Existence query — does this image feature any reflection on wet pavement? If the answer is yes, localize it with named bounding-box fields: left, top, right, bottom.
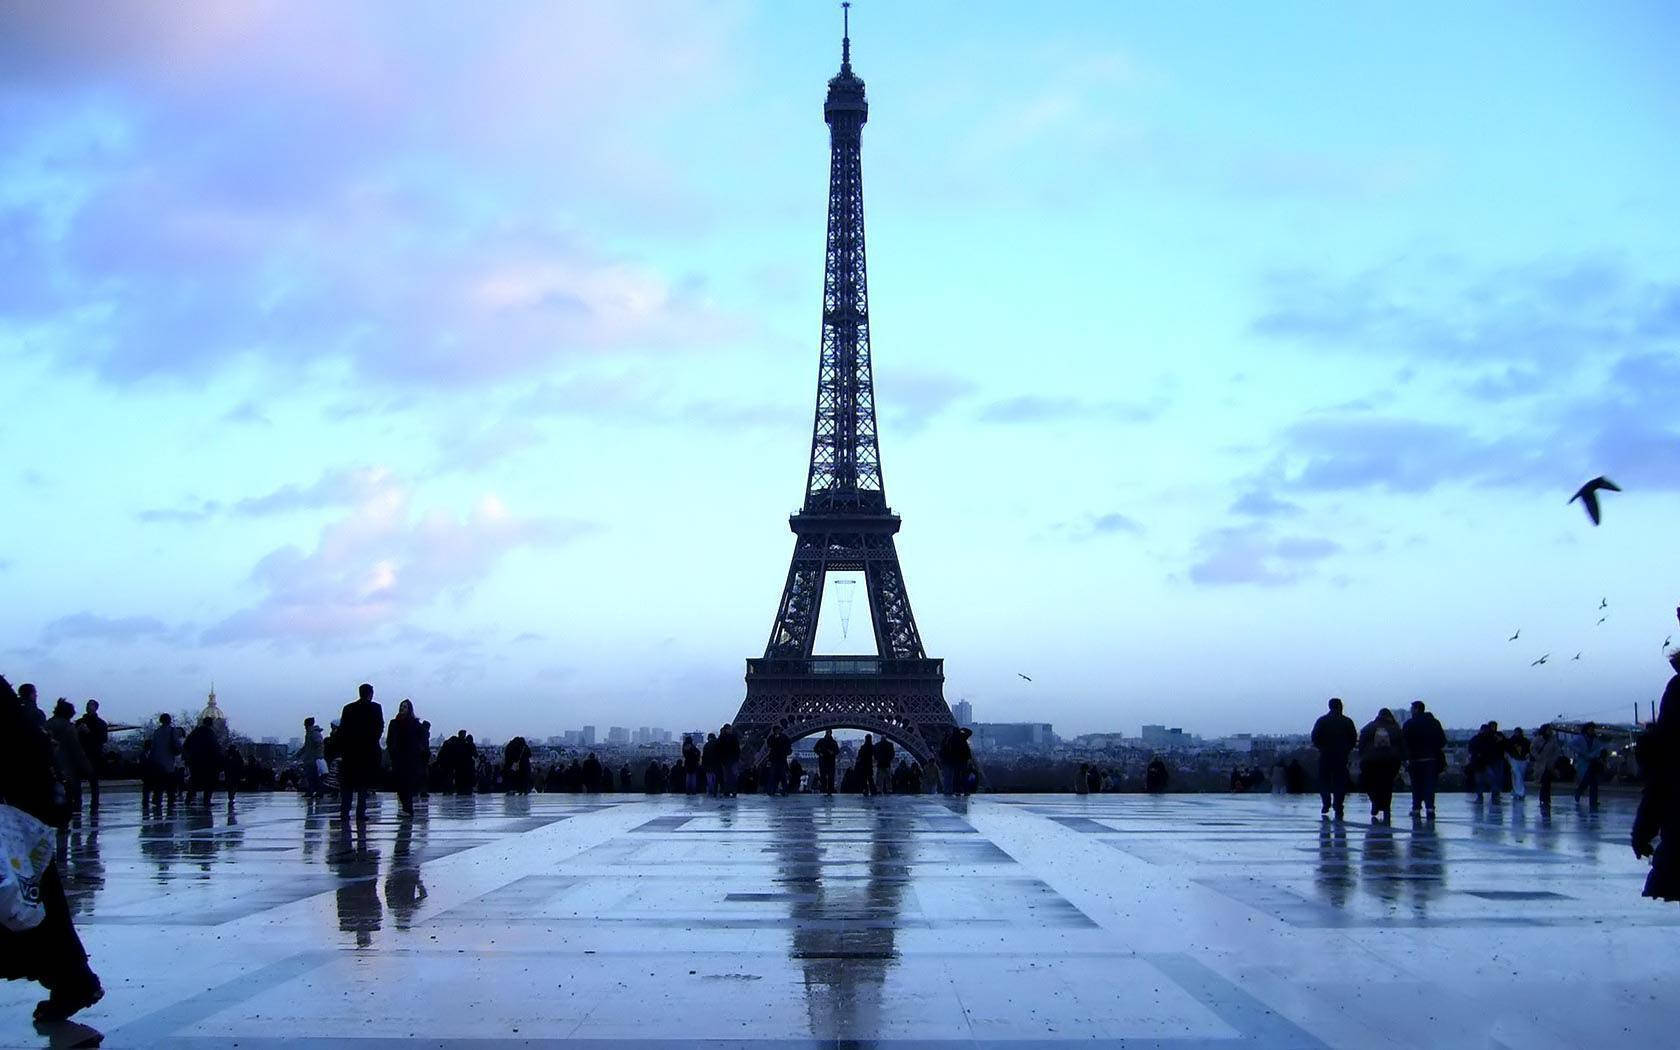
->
left=5, top=791, right=1676, bottom=1047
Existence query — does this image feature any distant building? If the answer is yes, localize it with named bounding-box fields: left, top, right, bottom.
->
left=608, top=726, right=629, bottom=745
left=1142, top=725, right=1192, bottom=749
left=564, top=730, right=582, bottom=745
left=953, top=700, right=973, bottom=727
left=973, top=722, right=1054, bottom=752
left=582, top=725, right=596, bottom=746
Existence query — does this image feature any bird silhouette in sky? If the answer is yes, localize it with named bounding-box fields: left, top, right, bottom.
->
left=1569, top=476, right=1621, bottom=525
left=1665, top=635, right=1673, bottom=649
left=1573, top=653, right=1582, bottom=661
left=1017, top=672, right=1033, bottom=682
left=1532, top=654, right=1549, bottom=666
left=1599, top=598, right=1608, bottom=610
left=1509, top=629, right=1520, bottom=641
left=1597, top=616, right=1608, bottom=625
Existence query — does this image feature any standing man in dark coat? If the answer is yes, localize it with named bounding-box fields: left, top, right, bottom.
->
left=1311, top=697, right=1358, bottom=821
left=717, top=724, right=741, bottom=797
left=75, top=699, right=109, bottom=812
left=1635, top=650, right=1680, bottom=900
left=814, top=730, right=840, bottom=795
left=765, top=727, right=792, bottom=796
left=1357, top=708, right=1405, bottom=823
left=857, top=734, right=877, bottom=796
left=337, top=683, right=385, bottom=824
left=874, top=736, right=896, bottom=795
left=182, top=716, right=222, bottom=807
left=1402, top=700, right=1447, bottom=819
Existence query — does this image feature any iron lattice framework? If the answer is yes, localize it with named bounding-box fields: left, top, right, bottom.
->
left=731, top=19, right=957, bottom=766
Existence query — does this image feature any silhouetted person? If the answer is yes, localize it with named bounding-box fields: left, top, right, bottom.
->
left=1145, top=756, right=1169, bottom=793
left=1311, top=697, right=1357, bottom=821
left=1, top=674, right=103, bottom=1020
left=873, top=736, right=895, bottom=795
left=643, top=760, right=666, bottom=794
left=446, top=730, right=475, bottom=794
left=814, top=730, right=839, bottom=795
left=337, top=683, right=385, bottom=823
left=17, top=682, right=45, bottom=731
left=717, top=724, right=741, bottom=796
left=1573, top=721, right=1607, bottom=808
left=298, top=716, right=326, bottom=799
left=1285, top=758, right=1307, bottom=794
left=788, top=757, right=805, bottom=793
left=386, top=699, right=427, bottom=816
left=857, top=734, right=877, bottom=796
left=1532, top=724, right=1564, bottom=809
left=1358, top=708, right=1404, bottom=823
left=681, top=736, right=701, bottom=794
left=224, top=744, right=246, bottom=805
left=75, top=699, right=108, bottom=811
left=1506, top=727, right=1532, bottom=800
left=1634, top=650, right=1680, bottom=900
left=1468, top=722, right=1506, bottom=803
left=765, top=727, right=792, bottom=795
left=142, top=712, right=182, bottom=809
left=951, top=728, right=974, bottom=796
left=1085, top=764, right=1102, bottom=794
left=618, top=763, right=633, bottom=792
left=183, top=716, right=222, bottom=806
left=503, top=736, right=533, bottom=794
left=45, top=700, right=92, bottom=825
left=1403, top=700, right=1446, bottom=819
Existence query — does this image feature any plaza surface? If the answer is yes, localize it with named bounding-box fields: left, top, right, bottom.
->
left=3, top=790, right=1673, bottom=1049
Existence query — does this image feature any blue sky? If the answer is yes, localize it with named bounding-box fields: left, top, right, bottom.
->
left=2, top=1, right=1678, bottom=741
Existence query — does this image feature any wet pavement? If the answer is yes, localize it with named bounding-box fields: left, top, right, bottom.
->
left=3, top=790, right=1675, bottom=1047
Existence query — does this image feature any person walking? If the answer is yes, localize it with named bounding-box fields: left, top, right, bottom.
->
left=223, top=744, right=246, bottom=807
left=45, top=700, right=93, bottom=826
left=1311, top=698, right=1358, bottom=821
left=1468, top=722, right=1506, bottom=804
left=182, top=716, right=222, bottom=807
left=1358, top=708, right=1405, bottom=823
left=581, top=752, right=602, bottom=795
left=873, top=736, right=895, bottom=795
left=297, top=717, right=326, bottom=799
left=814, top=730, right=839, bottom=795
left=142, top=713, right=182, bottom=809
left=1573, top=722, right=1608, bottom=808
left=1634, top=649, right=1680, bottom=900
left=74, top=699, right=109, bottom=813
left=1505, top=727, right=1532, bottom=801
left=337, top=683, right=385, bottom=824
left=681, top=735, right=702, bottom=794
left=1, top=675, right=104, bottom=1021
left=717, top=724, right=741, bottom=797
left=765, top=727, right=792, bottom=796
left=1532, top=724, right=1564, bottom=810
left=1402, top=700, right=1446, bottom=819
left=503, top=736, right=532, bottom=794
left=857, top=735, right=877, bottom=796
left=385, top=699, right=427, bottom=816
left=950, top=728, right=975, bottom=796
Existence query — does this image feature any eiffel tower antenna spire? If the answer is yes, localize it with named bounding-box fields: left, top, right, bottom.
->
left=842, top=2, right=851, bottom=70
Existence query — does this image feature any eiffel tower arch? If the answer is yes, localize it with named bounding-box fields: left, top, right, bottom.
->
left=731, top=13, right=957, bottom=767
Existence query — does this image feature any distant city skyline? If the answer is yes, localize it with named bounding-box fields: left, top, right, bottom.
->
left=3, top=3, right=1678, bottom=741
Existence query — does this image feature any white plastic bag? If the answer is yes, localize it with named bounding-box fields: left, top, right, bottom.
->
left=0, top=803, right=53, bottom=931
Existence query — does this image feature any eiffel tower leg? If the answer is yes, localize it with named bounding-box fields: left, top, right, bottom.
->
left=765, top=535, right=826, bottom=659
left=863, top=535, right=924, bottom=660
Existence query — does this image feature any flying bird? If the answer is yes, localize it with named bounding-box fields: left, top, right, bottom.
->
left=1664, top=635, right=1672, bottom=649
left=1508, top=629, right=1521, bottom=642
left=1597, top=616, right=1607, bottom=625
left=1569, top=476, right=1621, bottom=526
left=1532, top=654, right=1549, bottom=666
left=1017, top=673, right=1033, bottom=682
left=1599, top=598, right=1608, bottom=610
left=1573, top=653, right=1581, bottom=661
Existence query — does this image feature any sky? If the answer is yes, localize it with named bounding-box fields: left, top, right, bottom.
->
left=2, top=1, right=1678, bottom=741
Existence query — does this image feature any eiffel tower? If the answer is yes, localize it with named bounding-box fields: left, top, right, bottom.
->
left=730, top=8, right=957, bottom=766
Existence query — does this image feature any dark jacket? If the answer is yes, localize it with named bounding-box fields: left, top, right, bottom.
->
left=874, top=739, right=895, bottom=769
left=386, top=714, right=428, bottom=774
left=0, top=676, right=65, bottom=825
left=814, top=735, right=839, bottom=765
left=1635, top=674, right=1680, bottom=901
left=184, top=724, right=221, bottom=772
left=1403, top=712, right=1447, bottom=766
left=1311, top=712, right=1358, bottom=759
left=767, top=731, right=791, bottom=762
left=337, top=698, right=386, bottom=780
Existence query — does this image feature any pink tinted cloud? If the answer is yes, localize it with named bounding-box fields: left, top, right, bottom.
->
left=203, top=470, right=592, bottom=647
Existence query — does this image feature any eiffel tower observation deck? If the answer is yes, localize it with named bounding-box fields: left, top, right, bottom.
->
left=731, top=7, right=958, bottom=766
